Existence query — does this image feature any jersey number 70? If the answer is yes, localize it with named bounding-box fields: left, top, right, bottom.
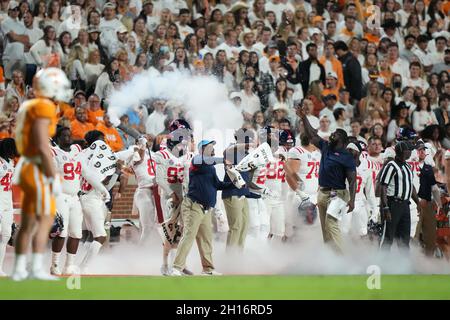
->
left=306, top=161, right=320, bottom=179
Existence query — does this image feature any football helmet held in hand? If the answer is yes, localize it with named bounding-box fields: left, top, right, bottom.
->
left=298, top=199, right=317, bottom=225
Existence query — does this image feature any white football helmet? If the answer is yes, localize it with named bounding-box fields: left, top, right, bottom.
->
left=33, top=68, right=72, bottom=102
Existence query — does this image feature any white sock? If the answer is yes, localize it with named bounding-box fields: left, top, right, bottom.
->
left=51, top=251, right=61, bottom=266
left=65, top=253, right=76, bottom=267
left=168, top=249, right=176, bottom=266
left=13, top=254, right=27, bottom=273
left=31, top=253, right=44, bottom=273
left=0, top=242, right=7, bottom=271
left=81, top=241, right=102, bottom=269
left=83, top=241, right=91, bottom=251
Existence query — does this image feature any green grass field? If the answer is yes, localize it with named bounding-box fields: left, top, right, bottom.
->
left=1, top=275, right=450, bottom=299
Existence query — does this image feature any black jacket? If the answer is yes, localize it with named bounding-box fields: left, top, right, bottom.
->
left=287, top=58, right=326, bottom=96
left=434, top=108, right=450, bottom=127
left=339, top=52, right=363, bottom=101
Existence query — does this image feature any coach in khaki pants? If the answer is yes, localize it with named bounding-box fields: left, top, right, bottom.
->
left=172, top=140, right=234, bottom=276
left=223, top=192, right=249, bottom=249
left=296, top=107, right=357, bottom=254
left=172, top=198, right=215, bottom=273
left=317, top=189, right=350, bottom=253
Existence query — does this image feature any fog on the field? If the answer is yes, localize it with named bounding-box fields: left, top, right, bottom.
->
left=84, top=220, right=450, bottom=276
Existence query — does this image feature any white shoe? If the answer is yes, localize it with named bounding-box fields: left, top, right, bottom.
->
left=201, top=270, right=222, bottom=276
left=63, top=265, right=80, bottom=275
left=170, top=268, right=183, bottom=276
left=50, top=264, right=62, bottom=276
left=10, top=270, right=29, bottom=282
left=80, top=265, right=90, bottom=275
left=160, top=264, right=170, bottom=276
left=0, top=270, right=7, bottom=277
left=29, top=270, right=60, bottom=281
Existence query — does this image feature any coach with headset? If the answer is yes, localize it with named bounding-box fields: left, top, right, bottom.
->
left=296, top=105, right=357, bottom=254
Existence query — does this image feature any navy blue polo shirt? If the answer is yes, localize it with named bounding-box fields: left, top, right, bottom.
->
left=187, top=155, right=234, bottom=209
left=318, top=139, right=356, bottom=190
left=418, top=163, right=436, bottom=201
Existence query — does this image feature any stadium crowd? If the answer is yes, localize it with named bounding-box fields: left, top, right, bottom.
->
left=0, top=0, right=450, bottom=277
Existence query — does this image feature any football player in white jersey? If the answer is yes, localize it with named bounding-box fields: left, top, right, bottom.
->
left=78, top=130, right=119, bottom=273
left=153, top=119, right=193, bottom=275
left=0, top=139, right=18, bottom=276
left=285, top=131, right=321, bottom=238
left=341, top=142, right=377, bottom=237
left=366, top=137, right=384, bottom=184
left=247, top=165, right=270, bottom=240
left=257, top=126, right=288, bottom=242
left=233, top=129, right=269, bottom=241
left=365, top=136, right=384, bottom=228
left=49, top=127, right=83, bottom=275
left=116, top=135, right=159, bottom=244
left=286, top=133, right=321, bottom=204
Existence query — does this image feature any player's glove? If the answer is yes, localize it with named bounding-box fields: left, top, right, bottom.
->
left=137, top=136, right=148, bottom=150
left=261, top=188, right=280, bottom=200
left=296, top=190, right=310, bottom=201
left=368, top=207, right=380, bottom=223
left=214, top=207, right=229, bottom=233
left=47, top=174, right=62, bottom=197
left=98, top=184, right=110, bottom=202
left=226, top=166, right=246, bottom=189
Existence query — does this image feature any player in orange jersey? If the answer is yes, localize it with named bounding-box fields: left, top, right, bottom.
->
left=11, top=68, right=72, bottom=281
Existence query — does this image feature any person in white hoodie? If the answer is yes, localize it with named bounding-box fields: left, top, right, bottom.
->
left=145, top=99, right=168, bottom=136
left=78, top=130, right=119, bottom=274
left=1, top=1, right=29, bottom=79
left=99, top=2, right=126, bottom=54
left=412, top=95, right=438, bottom=133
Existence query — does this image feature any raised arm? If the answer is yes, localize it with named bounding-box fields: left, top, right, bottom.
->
left=295, top=106, right=322, bottom=148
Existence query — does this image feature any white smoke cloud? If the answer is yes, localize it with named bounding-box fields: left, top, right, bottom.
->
left=108, top=70, right=244, bottom=136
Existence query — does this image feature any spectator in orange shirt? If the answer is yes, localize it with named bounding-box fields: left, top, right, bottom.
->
left=96, top=114, right=124, bottom=152
left=319, top=42, right=344, bottom=90
left=60, top=91, right=87, bottom=121
left=0, top=114, right=12, bottom=140
left=86, top=94, right=105, bottom=125
left=322, top=72, right=340, bottom=99
left=70, top=106, right=95, bottom=140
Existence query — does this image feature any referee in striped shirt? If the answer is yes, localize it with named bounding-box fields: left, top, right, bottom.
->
left=379, top=141, right=420, bottom=249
